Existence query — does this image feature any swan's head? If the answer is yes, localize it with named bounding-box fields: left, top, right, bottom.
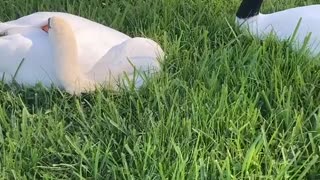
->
left=47, top=16, right=84, bottom=94
left=47, top=16, right=73, bottom=36
left=47, top=16, right=77, bottom=58
left=47, top=15, right=77, bottom=60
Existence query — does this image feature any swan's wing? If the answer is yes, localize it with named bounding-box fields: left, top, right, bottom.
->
left=0, top=22, right=19, bottom=33
left=0, top=21, right=46, bottom=33
left=0, top=15, right=44, bottom=32
left=4, top=13, right=50, bottom=26
left=0, top=34, right=32, bottom=72
left=0, top=12, right=51, bottom=32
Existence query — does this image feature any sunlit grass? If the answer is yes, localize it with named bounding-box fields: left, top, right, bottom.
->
left=0, top=0, right=319, bottom=179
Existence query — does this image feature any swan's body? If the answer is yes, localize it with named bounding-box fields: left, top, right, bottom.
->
left=236, top=0, right=320, bottom=55
left=0, top=12, right=130, bottom=86
left=48, top=17, right=164, bottom=94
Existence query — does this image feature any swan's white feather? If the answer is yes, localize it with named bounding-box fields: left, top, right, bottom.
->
left=0, top=12, right=164, bottom=93
left=236, top=4, right=320, bottom=55
left=0, top=12, right=131, bottom=86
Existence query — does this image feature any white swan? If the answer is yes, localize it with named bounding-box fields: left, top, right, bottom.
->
left=0, top=12, right=130, bottom=86
left=48, top=16, right=163, bottom=94
left=0, top=12, right=164, bottom=93
left=236, top=0, right=320, bottom=56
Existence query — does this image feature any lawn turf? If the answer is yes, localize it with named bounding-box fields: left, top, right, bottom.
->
left=0, top=0, right=320, bottom=179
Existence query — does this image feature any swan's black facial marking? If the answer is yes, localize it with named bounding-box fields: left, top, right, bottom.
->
left=41, top=18, right=51, bottom=33
left=236, top=0, right=264, bottom=19
left=48, top=18, right=52, bottom=29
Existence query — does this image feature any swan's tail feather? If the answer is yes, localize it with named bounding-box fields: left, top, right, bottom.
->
left=89, top=37, right=164, bottom=90
left=111, top=56, right=162, bottom=89
left=118, top=38, right=164, bottom=88
left=47, top=16, right=95, bottom=95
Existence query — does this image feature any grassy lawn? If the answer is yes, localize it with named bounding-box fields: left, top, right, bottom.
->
left=1, top=0, right=320, bottom=179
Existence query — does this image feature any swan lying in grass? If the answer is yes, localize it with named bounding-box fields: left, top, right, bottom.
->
left=48, top=16, right=164, bottom=94
left=236, top=0, right=320, bottom=56
left=0, top=12, right=164, bottom=94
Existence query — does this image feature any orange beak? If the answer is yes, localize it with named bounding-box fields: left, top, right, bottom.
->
left=41, top=24, right=49, bottom=33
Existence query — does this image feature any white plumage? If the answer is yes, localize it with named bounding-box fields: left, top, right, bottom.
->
left=0, top=12, right=164, bottom=92
left=236, top=1, right=320, bottom=56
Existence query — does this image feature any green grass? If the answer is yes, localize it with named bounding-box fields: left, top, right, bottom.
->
left=1, top=0, right=320, bottom=179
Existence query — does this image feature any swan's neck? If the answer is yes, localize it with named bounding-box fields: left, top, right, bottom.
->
left=48, top=18, right=95, bottom=94
left=236, top=0, right=264, bottom=19
left=236, top=14, right=261, bottom=26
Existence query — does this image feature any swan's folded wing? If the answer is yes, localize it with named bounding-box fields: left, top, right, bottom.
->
left=0, top=13, right=49, bottom=32
left=0, top=34, right=32, bottom=65
left=0, top=22, right=18, bottom=33
left=4, top=13, right=49, bottom=26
